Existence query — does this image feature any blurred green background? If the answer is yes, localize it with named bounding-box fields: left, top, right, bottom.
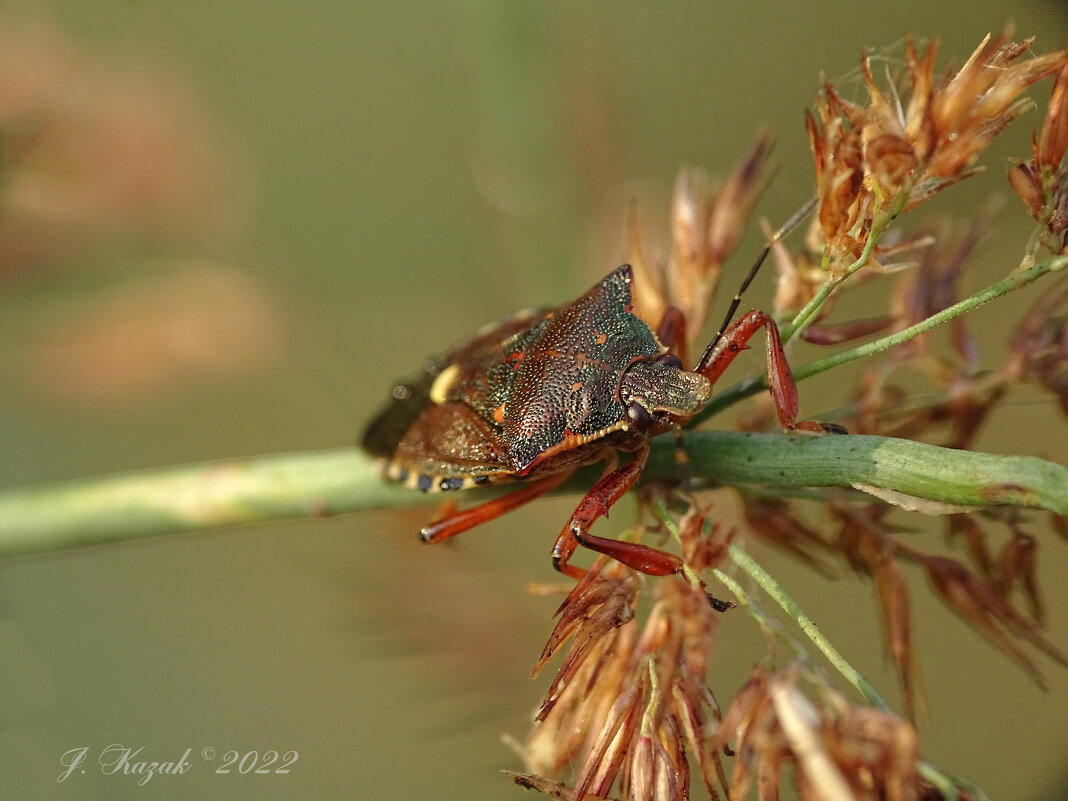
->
left=0, top=1, right=1066, bottom=799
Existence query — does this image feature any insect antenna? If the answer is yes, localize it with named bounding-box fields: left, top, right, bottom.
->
left=697, top=196, right=818, bottom=367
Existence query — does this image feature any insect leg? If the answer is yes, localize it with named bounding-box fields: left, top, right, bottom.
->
left=552, top=443, right=684, bottom=578
left=694, top=309, right=828, bottom=432
left=655, top=306, right=689, bottom=367
left=655, top=306, right=696, bottom=489
left=419, top=470, right=572, bottom=544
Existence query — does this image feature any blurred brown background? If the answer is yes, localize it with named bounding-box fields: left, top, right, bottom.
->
left=0, top=2, right=1066, bottom=799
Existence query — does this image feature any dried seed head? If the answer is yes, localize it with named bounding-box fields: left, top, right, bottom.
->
left=1039, top=61, right=1068, bottom=172
left=819, top=690, right=921, bottom=801
left=519, top=31, right=1068, bottom=801
left=743, top=497, right=835, bottom=575
left=518, top=566, right=724, bottom=801
left=917, top=553, right=1068, bottom=688
left=1007, top=280, right=1068, bottom=411
left=625, top=136, right=772, bottom=347
left=716, top=667, right=925, bottom=801
left=1008, top=55, right=1068, bottom=243
left=771, top=234, right=824, bottom=316
left=831, top=504, right=923, bottom=722
left=1007, top=160, right=1045, bottom=218
left=997, top=528, right=1044, bottom=624
left=666, top=136, right=773, bottom=339
left=865, top=133, right=920, bottom=195
left=809, top=32, right=1068, bottom=272
left=625, top=200, right=669, bottom=335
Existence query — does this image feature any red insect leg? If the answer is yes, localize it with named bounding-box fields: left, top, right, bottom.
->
left=696, top=309, right=823, bottom=433
left=419, top=470, right=572, bottom=544
left=551, top=443, right=684, bottom=579
left=656, top=306, right=689, bottom=367
left=655, top=305, right=696, bottom=486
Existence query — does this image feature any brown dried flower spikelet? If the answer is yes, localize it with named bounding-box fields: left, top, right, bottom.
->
left=1006, top=279, right=1068, bottom=413
left=996, top=526, right=1044, bottom=624
left=626, top=135, right=773, bottom=353
left=830, top=504, right=922, bottom=723
left=713, top=666, right=925, bottom=801
left=905, top=550, right=1068, bottom=688
left=675, top=501, right=735, bottom=576
left=1037, top=62, right=1068, bottom=173
left=1007, top=58, right=1068, bottom=254
left=815, top=689, right=922, bottom=801
left=806, top=32, right=1068, bottom=274
left=769, top=225, right=903, bottom=347
left=516, top=557, right=727, bottom=801
left=770, top=235, right=824, bottom=319
left=946, top=513, right=996, bottom=579
left=838, top=209, right=1014, bottom=447
left=742, top=497, right=836, bottom=576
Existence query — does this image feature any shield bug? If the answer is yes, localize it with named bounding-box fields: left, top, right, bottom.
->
left=362, top=253, right=825, bottom=578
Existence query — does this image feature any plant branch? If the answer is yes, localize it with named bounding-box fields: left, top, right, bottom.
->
left=720, top=545, right=989, bottom=801
left=0, top=431, right=1063, bottom=559
left=779, top=185, right=912, bottom=344
left=696, top=253, right=1068, bottom=424
left=727, top=544, right=887, bottom=707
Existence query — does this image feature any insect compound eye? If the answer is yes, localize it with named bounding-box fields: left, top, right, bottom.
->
left=655, top=353, right=683, bottom=369
left=626, top=401, right=653, bottom=432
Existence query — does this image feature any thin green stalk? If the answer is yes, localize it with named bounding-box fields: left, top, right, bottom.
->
left=779, top=187, right=911, bottom=344
left=728, top=544, right=887, bottom=708
left=696, top=253, right=1068, bottom=424
left=722, top=544, right=987, bottom=801
left=662, top=500, right=968, bottom=797
left=712, top=567, right=815, bottom=661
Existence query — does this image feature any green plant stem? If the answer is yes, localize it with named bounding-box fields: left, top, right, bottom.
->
left=655, top=431, right=1068, bottom=512
left=712, top=567, right=816, bottom=660
left=697, top=253, right=1068, bottom=424
left=779, top=187, right=911, bottom=344
left=722, top=545, right=987, bottom=801
left=0, top=431, right=1063, bottom=559
left=728, top=544, right=887, bottom=707
left=648, top=500, right=972, bottom=798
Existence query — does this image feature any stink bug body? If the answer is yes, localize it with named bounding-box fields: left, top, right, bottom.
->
left=362, top=263, right=820, bottom=578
